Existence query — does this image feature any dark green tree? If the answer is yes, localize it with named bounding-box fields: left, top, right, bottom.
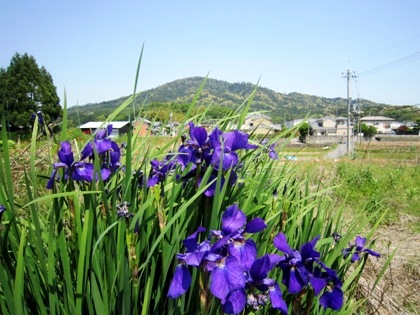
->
left=0, top=53, right=61, bottom=130
left=298, top=122, right=313, bottom=143
left=360, top=123, right=377, bottom=138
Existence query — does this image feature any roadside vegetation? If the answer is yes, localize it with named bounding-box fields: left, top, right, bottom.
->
left=1, top=64, right=418, bottom=313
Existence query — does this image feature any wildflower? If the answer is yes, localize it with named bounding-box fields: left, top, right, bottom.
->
left=167, top=226, right=210, bottom=298
left=81, top=124, right=114, bottom=159
left=273, top=233, right=344, bottom=310
left=343, top=236, right=380, bottom=262
left=168, top=205, right=271, bottom=314
left=315, top=265, right=344, bottom=310
left=211, top=204, right=266, bottom=270
left=147, top=155, right=176, bottom=187
left=47, top=141, right=75, bottom=189
left=273, top=232, right=320, bottom=294
left=261, top=139, right=279, bottom=160
left=116, top=201, right=133, bottom=218
left=183, top=121, right=213, bottom=165
left=210, top=130, right=257, bottom=171
left=245, top=254, right=288, bottom=314
left=0, top=204, right=6, bottom=222
left=47, top=135, right=119, bottom=189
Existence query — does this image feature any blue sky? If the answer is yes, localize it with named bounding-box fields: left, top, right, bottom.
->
left=1, top=1, right=419, bottom=107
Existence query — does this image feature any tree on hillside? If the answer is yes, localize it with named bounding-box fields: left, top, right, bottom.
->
left=0, top=53, right=61, bottom=130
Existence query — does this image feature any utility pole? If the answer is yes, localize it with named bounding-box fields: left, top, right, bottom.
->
left=342, top=68, right=356, bottom=156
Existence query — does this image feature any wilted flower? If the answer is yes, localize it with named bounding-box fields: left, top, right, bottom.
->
left=116, top=201, right=133, bottom=218
left=260, top=139, right=279, bottom=160
left=343, top=236, right=380, bottom=262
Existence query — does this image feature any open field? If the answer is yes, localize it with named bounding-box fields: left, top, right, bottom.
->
left=282, top=139, right=420, bottom=314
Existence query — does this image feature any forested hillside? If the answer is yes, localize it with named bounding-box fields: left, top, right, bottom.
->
left=67, top=76, right=419, bottom=126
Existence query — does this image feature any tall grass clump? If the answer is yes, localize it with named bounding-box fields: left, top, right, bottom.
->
left=0, top=80, right=394, bottom=314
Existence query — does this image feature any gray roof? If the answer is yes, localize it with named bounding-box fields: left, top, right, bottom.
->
left=360, top=116, right=395, bottom=121
left=245, top=113, right=273, bottom=121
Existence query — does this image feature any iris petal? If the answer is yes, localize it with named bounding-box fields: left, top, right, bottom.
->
left=167, top=264, right=191, bottom=298
left=221, top=204, right=246, bottom=235
left=222, top=289, right=246, bottom=315
left=228, top=239, right=257, bottom=271
left=210, top=256, right=245, bottom=299
left=319, top=287, right=344, bottom=310
left=244, top=217, right=267, bottom=233
left=269, top=283, right=288, bottom=314
left=273, top=233, right=293, bottom=255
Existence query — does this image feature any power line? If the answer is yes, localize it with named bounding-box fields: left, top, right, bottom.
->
left=358, top=50, right=420, bottom=77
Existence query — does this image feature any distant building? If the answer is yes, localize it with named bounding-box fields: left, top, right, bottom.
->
left=242, top=114, right=281, bottom=135
left=286, top=117, right=353, bottom=136
left=133, top=118, right=152, bottom=136
left=360, top=116, right=403, bottom=134
left=79, top=121, right=130, bottom=138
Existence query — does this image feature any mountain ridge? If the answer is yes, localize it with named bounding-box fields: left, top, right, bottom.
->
left=67, top=76, right=419, bottom=125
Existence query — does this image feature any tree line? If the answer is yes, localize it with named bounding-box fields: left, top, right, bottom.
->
left=0, top=53, right=61, bottom=131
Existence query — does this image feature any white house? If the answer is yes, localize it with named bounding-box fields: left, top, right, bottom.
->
left=287, top=117, right=353, bottom=136
left=79, top=121, right=130, bottom=138
left=360, top=116, right=403, bottom=134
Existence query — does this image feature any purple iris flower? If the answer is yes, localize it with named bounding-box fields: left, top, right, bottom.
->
left=184, top=121, right=213, bottom=165
left=0, top=204, right=6, bottom=222
left=147, top=155, right=177, bottom=187
left=47, top=141, right=75, bottom=189
left=211, top=204, right=266, bottom=271
left=273, top=233, right=320, bottom=294
left=311, top=264, right=344, bottom=310
left=343, top=236, right=381, bottom=262
left=210, top=255, right=246, bottom=302
left=109, top=141, right=121, bottom=171
left=244, top=254, right=288, bottom=314
left=47, top=138, right=117, bottom=189
left=274, top=233, right=344, bottom=310
left=81, top=124, right=114, bottom=159
left=210, top=130, right=257, bottom=171
left=167, top=226, right=210, bottom=298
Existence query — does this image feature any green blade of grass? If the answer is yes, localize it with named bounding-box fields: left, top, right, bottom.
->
left=14, top=227, right=26, bottom=315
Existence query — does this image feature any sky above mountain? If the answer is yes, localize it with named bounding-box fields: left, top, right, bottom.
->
left=1, top=1, right=419, bottom=107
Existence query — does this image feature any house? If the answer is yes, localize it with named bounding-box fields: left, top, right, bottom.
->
left=360, top=116, right=403, bottom=134
left=79, top=121, right=130, bottom=138
left=133, top=118, right=152, bottom=136
left=287, top=117, right=353, bottom=136
left=242, top=114, right=280, bottom=135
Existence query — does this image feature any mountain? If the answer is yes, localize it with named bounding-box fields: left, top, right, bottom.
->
left=67, top=77, right=419, bottom=125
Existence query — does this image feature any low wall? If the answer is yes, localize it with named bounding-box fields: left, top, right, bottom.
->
left=373, top=135, right=420, bottom=142
left=278, top=135, right=420, bottom=146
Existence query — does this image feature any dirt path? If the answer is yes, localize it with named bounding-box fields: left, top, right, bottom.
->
left=324, top=143, right=354, bottom=159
